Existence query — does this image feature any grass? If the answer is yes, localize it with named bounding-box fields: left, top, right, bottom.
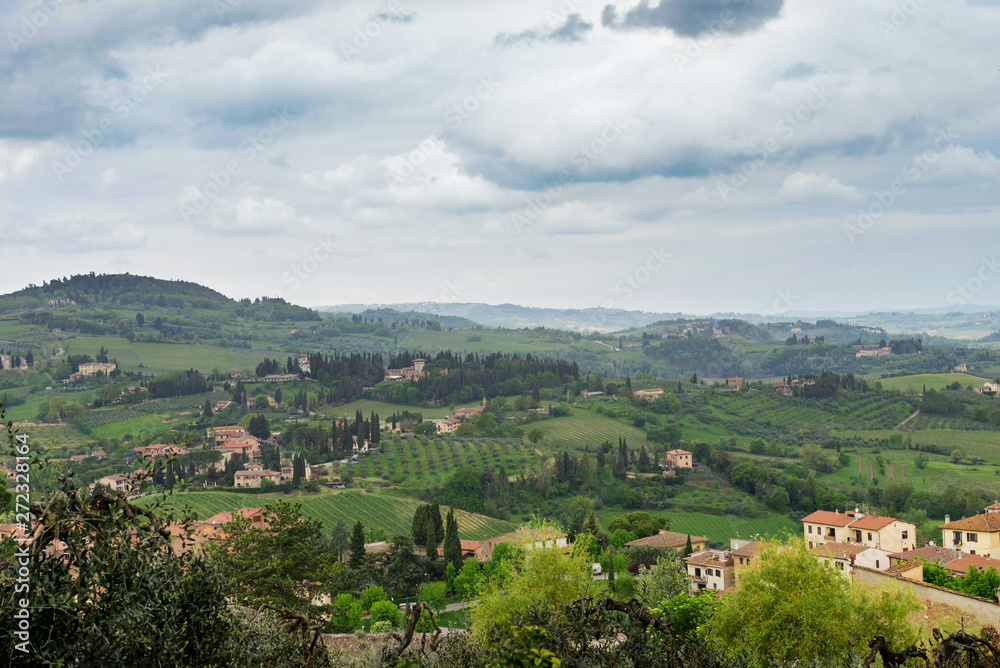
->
left=878, top=373, right=985, bottom=393
left=63, top=336, right=283, bottom=374
left=323, top=399, right=460, bottom=420
left=533, top=406, right=648, bottom=449
left=832, top=429, right=1000, bottom=464
left=139, top=488, right=517, bottom=541
left=594, top=507, right=800, bottom=544
left=90, top=413, right=175, bottom=440
left=820, top=450, right=1000, bottom=496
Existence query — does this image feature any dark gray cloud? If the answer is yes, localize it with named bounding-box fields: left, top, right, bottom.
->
left=495, top=14, right=593, bottom=46
left=602, top=0, right=783, bottom=37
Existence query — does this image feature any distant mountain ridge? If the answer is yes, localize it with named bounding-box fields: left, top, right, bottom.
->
left=317, top=302, right=690, bottom=332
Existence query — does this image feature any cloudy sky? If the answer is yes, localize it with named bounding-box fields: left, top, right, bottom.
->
left=0, top=0, right=998, bottom=314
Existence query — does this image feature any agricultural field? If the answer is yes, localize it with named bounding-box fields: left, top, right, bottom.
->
left=139, top=489, right=517, bottom=541
left=877, top=373, right=986, bottom=393
left=832, top=429, right=1000, bottom=464
left=595, top=507, right=799, bottom=545
left=11, top=422, right=91, bottom=450
left=322, top=399, right=469, bottom=421
left=62, top=336, right=283, bottom=374
left=708, top=390, right=915, bottom=432
left=343, top=436, right=532, bottom=488
left=532, top=406, right=648, bottom=449
left=820, top=449, right=1000, bottom=497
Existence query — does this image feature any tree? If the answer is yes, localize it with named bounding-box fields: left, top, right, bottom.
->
left=359, top=585, right=388, bottom=611
left=330, top=520, right=349, bottom=562
left=349, top=521, right=367, bottom=570
left=209, top=501, right=345, bottom=616
left=443, top=508, right=462, bottom=571
left=327, top=593, right=362, bottom=633
left=683, top=534, right=693, bottom=557
left=454, top=558, right=482, bottom=604
left=202, top=398, right=214, bottom=417
left=951, top=449, right=964, bottom=464
left=528, top=427, right=544, bottom=444
left=707, top=540, right=919, bottom=666
left=420, top=581, right=447, bottom=613
left=369, top=600, right=402, bottom=627
left=915, top=452, right=928, bottom=470
left=636, top=554, right=687, bottom=608
left=136, top=312, right=144, bottom=326
left=471, top=547, right=600, bottom=645
left=248, top=413, right=271, bottom=440
left=383, top=535, right=420, bottom=598
left=607, top=511, right=668, bottom=539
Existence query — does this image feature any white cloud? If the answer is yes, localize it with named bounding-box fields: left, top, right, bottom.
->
left=778, top=171, right=863, bottom=203
left=922, top=145, right=1000, bottom=182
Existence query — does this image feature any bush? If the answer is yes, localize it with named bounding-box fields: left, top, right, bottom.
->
left=370, top=620, right=393, bottom=634
left=369, top=600, right=402, bottom=628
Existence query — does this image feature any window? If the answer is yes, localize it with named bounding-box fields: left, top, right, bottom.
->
left=954, top=532, right=962, bottom=545
left=838, top=562, right=844, bottom=570
left=968, top=533, right=978, bottom=543
left=901, top=530, right=908, bottom=540
left=867, top=532, right=873, bottom=541
left=808, top=526, right=813, bottom=534
left=876, top=560, right=880, bottom=568
left=739, top=557, right=744, bottom=565
left=971, top=550, right=977, bottom=555
left=855, top=530, right=862, bottom=541
left=828, top=528, right=835, bottom=537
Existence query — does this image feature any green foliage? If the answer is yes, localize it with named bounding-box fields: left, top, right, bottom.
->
left=209, top=500, right=345, bottom=615
left=420, top=581, right=448, bottom=612
left=328, top=593, right=363, bottom=633
left=360, top=585, right=388, bottom=611
left=609, top=528, right=637, bottom=549
left=471, top=547, right=601, bottom=645
left=607, top=511, right=669, bottom=539
left=570, top=533, right=601, bottom=563
left=454, top=557, right=482, bottom=602
left=636, top=554, right=687, bottom=608
left=655, top=593, right=719, bottom=639
left=923, top=561, right=1000, bottom=599
left=706, top=540, right=920, bottom=666
left=369, top=600, right=402, bottom=627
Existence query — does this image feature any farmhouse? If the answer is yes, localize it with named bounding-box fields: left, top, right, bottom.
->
left=453, top=398, right=487, bottom=419
left=684, top=550, right=734, bottom=593
left=436, top=417, right=461, bottom=434
left=209, top=425, right=250, bottom=443
left=297, top=354, right=311, bottom=374
left=660, top=449, right=693, bottom=469
left=855, top=347, right=892, bottom=358
left=478, top=526, right=568, bottom=561
left=730, top=540, right=761, bottom=580
left=263, top=373, right=298, bottom=382
left=234, top=468, right=281, bottom=488
left=78, top=362, right=117, bottom=376
left=802, top=509, right=916, bottom=553
left=633, top=388, right=664, bottom=402
left=384, top=358, right=426, bottom=382
left=726, top=377, right=744, bottom=390
left=939, top=505, right=1000, bottom=557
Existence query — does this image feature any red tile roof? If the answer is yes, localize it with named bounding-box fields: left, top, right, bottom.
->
left=813, top=542, right=872, bottom=560
left=946, top=554, right=1000, bottom=576
left=888, top=546, right=961, bottom=565
left=940, top=513, right=1000, bottom=532
left=848, top=515, right=900, bottom=531
left=626, top=531, right=708, bottom=549
left=800, top=510, right=855, bottom=528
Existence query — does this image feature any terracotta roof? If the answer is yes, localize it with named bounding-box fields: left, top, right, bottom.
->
left=946, top=554, right=1000, bottom=576
left=800, top=510, right=855, bottom=528
left=666, top=449, right=691, bottom=456
left=985, top=503, right=1000, bottom=511
left=685, top=550, right=732, bottom=567
left=888, top=546, right=961, bottom=565
left=939, top=513, right=1000, bottom=532
left=731, top=541, right=762, bottom=558
left=626, top=531, right=707, bottom=549
left=813, top=543, right=872, bottom=560
left=849, top=515, right=903, bottom=531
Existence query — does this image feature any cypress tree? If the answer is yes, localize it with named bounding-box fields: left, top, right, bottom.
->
left=349, top=521, right=367, bottom=570
left=683, top=534, right=693, bottom=557
left=426, top=521, right=438, bottom=561
left=443, top=508, right=462, bottom=571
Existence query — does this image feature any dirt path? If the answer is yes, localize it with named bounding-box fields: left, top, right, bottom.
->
left=896, top=409, right=920, bottom=429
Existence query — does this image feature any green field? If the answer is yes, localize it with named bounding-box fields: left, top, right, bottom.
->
left=832, top=429, right=1000, bottom=463
left=63, top=336, right=283, bottom=374
left=595, top=508, right=799, bottom=544
left=878, top=373, right=985, bottom=393
left=323, top=399, right=471, bottom=421
left=820, top=449, right=1000, bottom=497
left=533, top=407, right=648, bottom=449
left=139, top=489, right=517, bottom=541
